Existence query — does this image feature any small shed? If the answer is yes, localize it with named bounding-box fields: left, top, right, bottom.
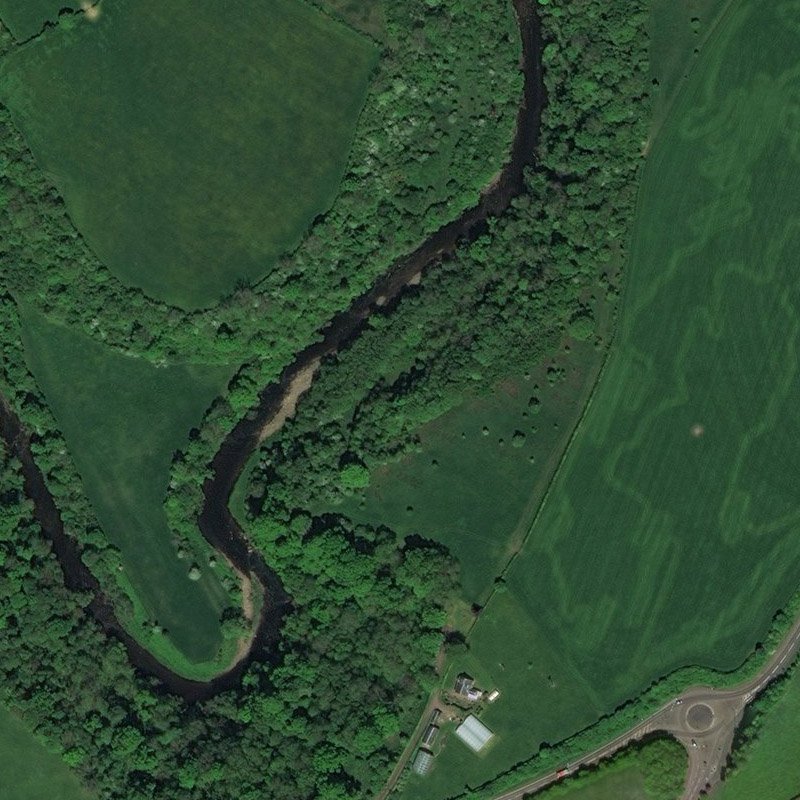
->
left=412, top=748, right=434, bottom=775
left=455, top=715, right=494, bottom=753
left=429, top=708, right=442, bottom=725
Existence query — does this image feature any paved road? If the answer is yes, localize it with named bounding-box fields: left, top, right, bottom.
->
left=490, top=614, right=800, bottom=800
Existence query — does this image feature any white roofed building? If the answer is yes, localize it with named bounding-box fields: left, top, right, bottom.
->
left=454, top=715, right=494, bottom=753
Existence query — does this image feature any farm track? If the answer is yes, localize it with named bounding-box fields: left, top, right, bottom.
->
left=0, top=0, right=544, bottom=696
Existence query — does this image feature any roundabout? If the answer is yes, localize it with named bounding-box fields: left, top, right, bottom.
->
left=686, top=703, right=714, bottom=731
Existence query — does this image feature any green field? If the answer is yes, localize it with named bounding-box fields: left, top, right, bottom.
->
left=0, top=706, right=90, bottom=800
left=403, top=725, right=686, bottom=800
left=338, top=337, right=605, bottom=605
left=0, top=0, right=377, bottom=308
left=717, top=669, right=800, bottom=800
left=530, top=739, right=685, bottom=800
left=0, top=0, right=73, bottom=40
left=313, top=0, right=385, bottom=39
left=20, top=304, right=238, bottom=675
left=407, top=1, right=800, bottom=796
left=647, top=0, right=733, bottom=130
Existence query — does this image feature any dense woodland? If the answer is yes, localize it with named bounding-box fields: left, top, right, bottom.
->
left=0, top=0, right=658, bottom=798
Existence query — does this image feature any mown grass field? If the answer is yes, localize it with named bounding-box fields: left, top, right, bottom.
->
left=0, top=0, right=68, bottom=40
left=20, top=305, right=238, bottom=675
left=0, top=0, right=377, bottom=308
left=340, top=337, right=605, bottom=605
left=410, top=1, right=800, bottom=796
left=717, top=669, right=800, bottom=800
left=0, top=706, right=90, bottom=800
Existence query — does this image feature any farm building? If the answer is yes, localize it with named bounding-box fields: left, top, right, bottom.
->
left=454, top=673, right=484, bottom=701
left=429, top=708, right=441, bottom=725
left=454, top=673, right=474, bottom=695
left=455, top=715, right=494, bottom=753
left=422, top=724, right=439, bottom=747
left=412, top=748, right=434, bottom=775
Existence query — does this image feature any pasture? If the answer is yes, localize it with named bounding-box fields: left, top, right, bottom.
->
left=0, top=0, right=69, bottom=40
left=647, top=0, right=732, bottom=130
left=340, top=337, right=604, bottom=605
left=0, top=706, right=90, bottom=800
left=415, top=1, right=800, bottom=795
left=20, top=305, right=239, bottom=676
left=717, top=668, right=800, bottom=800
left=0, top=0, right=377, bottom=308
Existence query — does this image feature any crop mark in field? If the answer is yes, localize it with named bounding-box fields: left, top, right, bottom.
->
left=81, top=1, right=100, bottom=22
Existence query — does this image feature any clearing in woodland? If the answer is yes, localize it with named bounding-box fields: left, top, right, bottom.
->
left=338, top=334, right=607, bottom=606
left=0, top=0, right=377, bottom=308
left=408, top=2, right=800, bottom=797
left=20, top=304, right=240, bottom=678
